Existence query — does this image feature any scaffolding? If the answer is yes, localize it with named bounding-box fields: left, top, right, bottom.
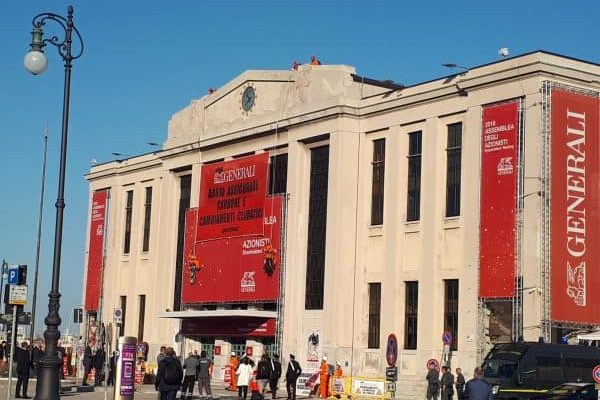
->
left=512, top=98, right=525, bottom=342
left=540, top=81, right=552, bottom=342
left=274, top=194, right=289, bottom=355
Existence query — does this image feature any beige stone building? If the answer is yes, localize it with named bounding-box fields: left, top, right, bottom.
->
left=83, top=51, right=600, bottom=398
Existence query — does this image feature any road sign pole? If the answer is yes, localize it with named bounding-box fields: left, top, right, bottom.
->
left=7, top=305, right=17, bottom=400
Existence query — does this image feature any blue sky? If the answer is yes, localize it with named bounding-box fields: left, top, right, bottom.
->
left=1, top=0, right=599, bottom=337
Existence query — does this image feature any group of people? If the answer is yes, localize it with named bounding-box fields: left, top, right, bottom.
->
left=10, top=341, right=44, bottom=399
left=82, top=344, right=107, bottom=386
left=155, top=346, right=214, bottom=400
left=426, top=365, right=493, bottom=400
left=228, top=351, right=288, bottom=400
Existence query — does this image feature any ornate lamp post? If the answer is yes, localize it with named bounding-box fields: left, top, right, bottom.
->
left=24, top=6, right=83, bottom=400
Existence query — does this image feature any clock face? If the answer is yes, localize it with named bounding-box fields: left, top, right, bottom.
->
left=242, top=86, right=256, bottom=112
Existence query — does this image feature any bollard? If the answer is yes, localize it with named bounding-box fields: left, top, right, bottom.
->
left=114, top=336, right=137, bottom=400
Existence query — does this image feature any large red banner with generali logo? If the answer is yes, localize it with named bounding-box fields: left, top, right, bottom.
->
left=183, top=196, right=283, bottom=303
left=85, top=190, right=108, bottom=311
left=551, top=89, right=600, bottom=323
left=479, top=101, right=519, bottom=298
left=196, top=153, right=269, bottom=241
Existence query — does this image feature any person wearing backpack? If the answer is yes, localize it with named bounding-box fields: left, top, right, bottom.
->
left=156, top=347, right=183, bottom=400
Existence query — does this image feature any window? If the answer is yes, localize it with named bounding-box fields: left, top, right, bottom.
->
left=142, top=187, right=152, bottom=252
left=404, top=281, right=418, bottom=349
left=123, top=190, right=134, bottom=254
left=269, top=154, right=288, bottom=195
left=119, top=295, right=127, bottom=337
left=406, top=132, right=422, bottom=221
left=137, top=294, right=146, bottom=341
left=174, top=174, right=192, bottom=311
left=536, top=356, right=563, bottom=383
left=371, top=139, right=385, bottom=225
left=305, top=146, right=329, bottom=310
left=368, top=283, right=381, bottom=348
left=445, top=123, right=462, bottom=217
left=444, top=279, right=459, bottom=351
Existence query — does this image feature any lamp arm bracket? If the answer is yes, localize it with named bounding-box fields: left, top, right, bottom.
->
left=31, top=11, right=84, bottom=61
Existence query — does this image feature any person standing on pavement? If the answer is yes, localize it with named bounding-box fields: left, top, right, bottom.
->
left=229, top=352, right=240, bottom=392
left=257, top=354, right=272, bottom=394
left=236, top=357, right=253, bottom=400
left=14, top=341, right=32, bottom=398
left=426, top=364, right=440, bottom=400
left=94, top=348, right=106, bottom=386
left=465, top=367, right=493, bottom=400
left=319, top=356, right=330, bottom=399
left=285, top=354, right=302, bottom=400
left=156, top=347, right=183, bottom=400
left=197, top=351, right=213, bottom=399
left=455, top=368, right=466, bottom=400
left=30, top=342, right=43, bottom=377
left=181, top=352, right=199, bottom=399
left=268, top=353, right=282, bottom=400
left=82, top=344, right=94, bottom=386
left=440, top=366, right=454, bottom=400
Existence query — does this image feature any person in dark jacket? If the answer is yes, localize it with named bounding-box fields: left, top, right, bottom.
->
left=82, top=344, right=94, bottom=386
left=14, top=342, right=32, bottom=398
left=94, top=348, right=105, bottom=386
left=256, top=354, right=272, bottom=394
left=30, top=343, right=43, bottom=377
left=155, top=347, right=183, bottom=400
left=440, top=366, right=454, bottom=400
left=455, top=368, right=466, bottom=400
left=465, top=367, right=493, bottom=400
left=268, top=353, right=282, bottom=400
left=285, top=354, right=302, bottom=400
left=426, top=365, right=440, bottom=400
left=107, top=351, right=116, bottom=386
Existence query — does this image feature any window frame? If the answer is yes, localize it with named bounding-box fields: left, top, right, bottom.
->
left=404, top=281, right=419, bottom=350
left=371, top=139, right=386, bottom=226
left=368, top=282, right=382, bottom=349
left=406, top=132, right=422, bottom=222
left=142, top=186, right=152, bottom=252
left=123, top=190, right=134, bottom=254
left=445, top=123, right=462, bottom=217
left=444, top=279, right=459, bottom=351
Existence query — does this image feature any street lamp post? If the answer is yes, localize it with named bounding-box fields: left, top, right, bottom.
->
left=24, top=6, right=84, bottom=400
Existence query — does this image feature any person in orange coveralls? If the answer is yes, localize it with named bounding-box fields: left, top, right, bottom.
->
left=229, top=352, right=239, bottom=391
left=319, top=356, right=330, bottom=398
left=334, top=361, right=343, bottom=377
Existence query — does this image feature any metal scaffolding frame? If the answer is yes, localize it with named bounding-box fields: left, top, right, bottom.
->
left=512, top=98, right=525, bottom=342
left=540, top=81, right=552, bottom=342
left=274, top=194, right=289, bottom=354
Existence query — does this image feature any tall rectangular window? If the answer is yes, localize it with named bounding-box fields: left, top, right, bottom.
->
left=269, top=154, right=288, bottom=195
left=142, top=187, right=153, bottom=252
left=174, top=174, right=192, bottom=311
left=123, top=190, right=134, bottom=254
left=368, top=283, right=381, bottom=348
left=305, top=146, right=329, bottom=310
left=406, top=132, right=422, bottom=221
left=138, top=294, right=146, bottom=341
left=446, top=123, right=462, bottom=217
left=444, top=279, right=459, bottom=351
left=371, top=139, right=385, bottom=225
left=119, top=295, right=127, bottom=337
left=404, top=281, right=419, bottom=350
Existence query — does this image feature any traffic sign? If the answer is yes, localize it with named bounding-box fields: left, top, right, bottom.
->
left=442, top=331, right=453, bottom=346
left=114, top=308, right=123, bottom=324
left=385, top=366, right=398, bottom=381
left=427, top=359, right=440, bottom=370
left=8, top=285, right=27, bottom=305
left=593, top=365, right=600, bottom=383
left=7, top=266, right=18, bottom=285
left=386, top=334, right=398, bottom=367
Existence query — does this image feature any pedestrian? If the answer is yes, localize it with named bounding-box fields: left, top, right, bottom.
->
left=156, top=347, right=183, bottom=400
left=82, top=344, right=94, bottom=386
left=236, top=357, right=253, bottom=400
left=426, top=364, right=440, bottom=400
left=319, top=356, right=330, bottom=398
left=465, top=367, right=493, bottom=400
left=197, top=351, right=213, bottom=399
left=181, top=352, right=199, bottom=399
left=14, top=341, right=32, bottom=398
left=230, top=352, right=240, bottom=392
left=455, top=368, right=466, bottom=400
left=257, top=354, right=272, bottom=394
left=30, top=342, right=43, bottom=377
left=94, top=347, right=106, bottom=386
left=107, top=351, right=116, bottom=386
left=268, top=353, right=282, bottom=400
left=441, top=366, right=454, bottom=400
left=285, top=354, right=302, bottom=400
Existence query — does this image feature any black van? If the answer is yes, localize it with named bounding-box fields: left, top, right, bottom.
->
left=481, top=342, right=600, bottom=399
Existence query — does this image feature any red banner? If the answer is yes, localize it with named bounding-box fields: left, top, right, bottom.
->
left=479, top=101, right=519, bottom=298
left=551, top=89, right=600, bottom=323
left=183, top=196, right=283, bottom=303
left=181, top=317, right=276, bottom=337
left=197, top=153, right=269, bottom=241
left=85, top=190, right=108, bottom=311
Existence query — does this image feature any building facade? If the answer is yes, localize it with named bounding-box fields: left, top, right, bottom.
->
left=83, top=51, right=600, bottom=398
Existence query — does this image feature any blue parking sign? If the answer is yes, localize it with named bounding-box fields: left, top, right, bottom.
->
left=8, top=267, right=18, bottom=285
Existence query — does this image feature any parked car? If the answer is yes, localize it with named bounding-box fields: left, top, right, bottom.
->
left=482, top=342, right=600, bottom=398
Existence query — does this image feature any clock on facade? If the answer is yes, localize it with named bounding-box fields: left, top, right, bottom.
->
left=242, top=86, right=256, bottom=112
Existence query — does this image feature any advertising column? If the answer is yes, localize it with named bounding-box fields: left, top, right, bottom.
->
left=550, top=88, right=600, bottom=324
left=114, top=336, right=137, bottom=400
left=479, top=101, right=520, bottom=298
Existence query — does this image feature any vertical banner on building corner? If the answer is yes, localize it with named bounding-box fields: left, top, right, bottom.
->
left=84, top=190, right=108, bottom=311
left=550, top=88, right=600, bottom=323
left=196, top=153, right=269, bottom=241
left=479, top=101, right=519, bottom=298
